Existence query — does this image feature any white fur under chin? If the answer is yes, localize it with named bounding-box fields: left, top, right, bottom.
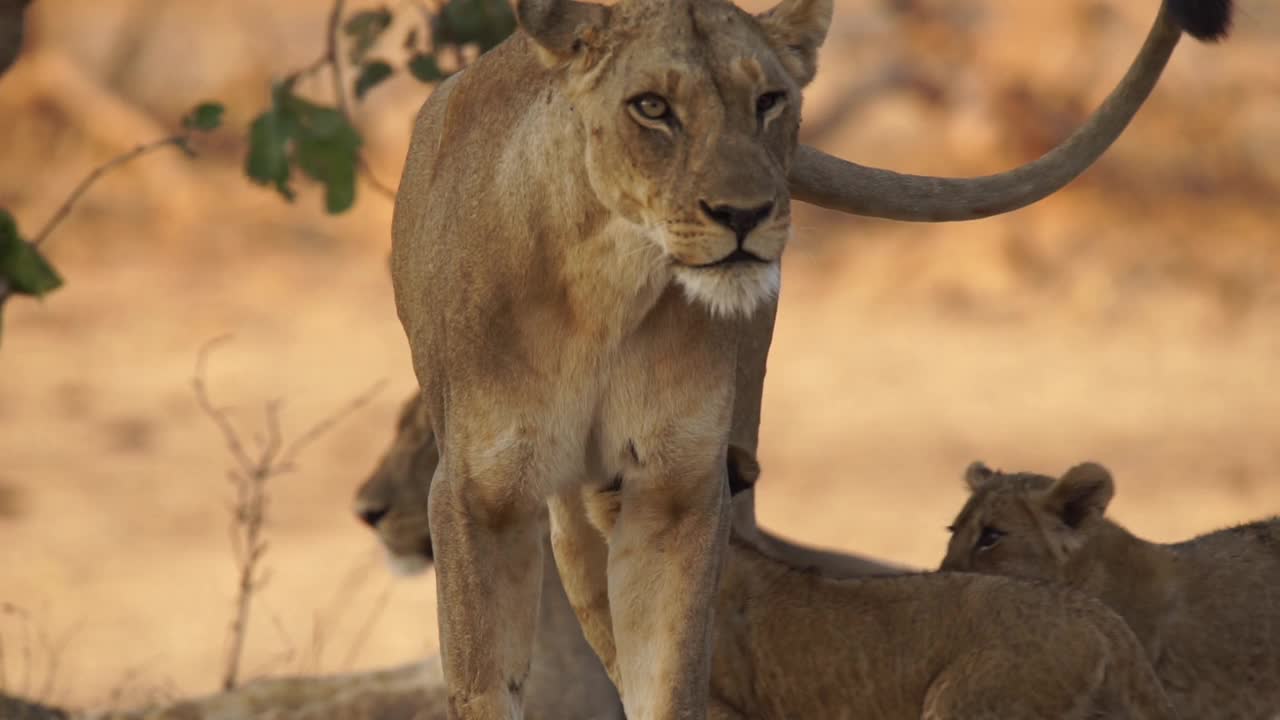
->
left=674, top=261, right=781, bottom=319
left=385, top=548, right=431, bottom=577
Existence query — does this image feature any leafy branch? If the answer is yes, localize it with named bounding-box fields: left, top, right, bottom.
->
left=0, top=0, right=518, bottom=349
left=243, top=0, right=516, bottom=213
left=0, top=103, right=224, bottom=346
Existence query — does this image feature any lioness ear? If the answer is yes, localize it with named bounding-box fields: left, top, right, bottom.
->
left=516, top=0, right=610, bottom=65
left=963, top=461, right=996, bottom=492
left=1045, top=462, right=1114, bottom=529
left=755, top=0, right=833, bottom=87
left=726, top=445, right=761, bottom=497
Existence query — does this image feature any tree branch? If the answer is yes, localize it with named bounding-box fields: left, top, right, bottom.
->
left=322, top=0, right=398, bottom=200
left=31, top=135, right=189, bottom=249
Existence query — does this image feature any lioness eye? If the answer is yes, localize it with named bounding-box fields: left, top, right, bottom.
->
left=975, top=526, right=1005, bottom=550
left=756, top=91, right=785, bottom=116
left=630, top=93, right=671, bottom=122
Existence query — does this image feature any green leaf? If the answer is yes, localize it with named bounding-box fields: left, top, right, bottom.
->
left=406, top=53, right=444, bottom=83
left=343, top=8, right=393, bottom=64
left=354, top=60, right=394, bottom=100
left=183, top=101, right=225, bottom=131
left=245, top=108, right=295, bottom=202
left=0, top=211, right=64, bottom=297
left=292, top=105, right=362, bottom=214
left=244, top=82, right=365, bottom=213
left=289, top=99, right=348, bottom=139
left=295, top=135, right=359, bottom=214
left=433, top=0, right=516, bottom=53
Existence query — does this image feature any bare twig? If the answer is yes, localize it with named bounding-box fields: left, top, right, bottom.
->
left=277, top=379, right=385, bottom=471
left=33, top=619, right=80, bottom=702
left=327, top=0, right=353, bottom=122
left=31, top=135, right=189, bottom=248
left=191, top=337, right=384, bottom=690
left=192, top=335, right=255, bottom=472
left=305, top=613, right=328, bottom=675
left=340, top=579, right=394, bottom=670
left=315, top=0, right=398, bottom=200
left=0, top=603, right=33, bottom=697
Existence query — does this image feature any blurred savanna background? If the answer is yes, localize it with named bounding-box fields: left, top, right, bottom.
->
left=0, top=0, right=1277, bottom=711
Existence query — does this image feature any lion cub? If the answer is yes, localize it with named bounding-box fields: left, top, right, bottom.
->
left=942, top=461, right=1280, bottom=720
left=585, top=466, right=1174, bottom=719
left=360, top=399, right=1173, bottom=718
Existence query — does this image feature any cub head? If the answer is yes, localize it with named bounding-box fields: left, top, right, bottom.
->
left=353, top=392, right=439, bottom=576
left=939, top=461, right=1116, bottom=582
left=517, top=0, right=832, bottom=317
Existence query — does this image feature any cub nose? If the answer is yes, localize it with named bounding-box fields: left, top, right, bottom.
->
left=699, top=201, right=774, bottom=242
left=356, top=504, right=389, bottom=528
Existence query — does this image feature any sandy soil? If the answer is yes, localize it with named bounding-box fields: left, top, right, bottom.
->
left=0, top=0, right=1277, bottom=710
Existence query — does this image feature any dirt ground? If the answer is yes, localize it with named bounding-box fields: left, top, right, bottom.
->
left=0, top=0, right=1277, bottom=710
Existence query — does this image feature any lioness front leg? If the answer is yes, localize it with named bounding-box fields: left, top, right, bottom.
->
left=547, top=489, right=619, bottom=687
left=428, top=453, right=545, bottom=719
left=609, top=460, right=731, bottom=719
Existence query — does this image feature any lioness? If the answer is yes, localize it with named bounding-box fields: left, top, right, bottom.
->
left=388, top=0, right=1231, bottom=714
left=357, top=417, right=1176, bottom=719
left=941, top=461, right=1280, bottom=720
left=352, top=392, right=904, bottom=717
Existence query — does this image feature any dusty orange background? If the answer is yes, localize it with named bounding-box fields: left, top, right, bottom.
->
left=1, top=0, right=1277, bottom=710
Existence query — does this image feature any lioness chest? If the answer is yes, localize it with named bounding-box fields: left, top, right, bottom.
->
left=429, top=257, right=740, bottom=497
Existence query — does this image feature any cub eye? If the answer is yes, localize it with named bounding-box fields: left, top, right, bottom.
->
left=756, top=91, right=786, bottom=116
left=975, top=526, right=1005, bottom=551
left=629, top=93, right=671, bottom=122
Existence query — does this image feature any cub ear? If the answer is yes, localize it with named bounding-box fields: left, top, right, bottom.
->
left=1045, top=462, right=1115, bottom=529
left=516, top=0, right=611, bottom=65
left=755, top=0, right=833, bottom=87
left=726, top=445, right=761, bottom=497
left=962, top=461, right=996, bottom=493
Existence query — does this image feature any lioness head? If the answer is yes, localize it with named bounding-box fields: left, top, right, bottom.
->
left=939, top=461, right=1115, bottom=580
left=517, top=0, right=833, bottom=317
left=353, top=393, right=439, bottom=575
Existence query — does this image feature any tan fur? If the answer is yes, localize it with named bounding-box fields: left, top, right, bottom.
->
left=941, top=461, right=1280, bottom=719
left=357, top=398, right=1169, bottom=718
left=393, top=2, right=840, bottom=709
left=350, top=392, right=902, bottom=717
left=356, top=398, right=625, bottom=720
left=355, top=392, right=907, bottom=582
left=586, top=480, right=1175, bottom=719
left=389, top=0, right=1217, bottom=715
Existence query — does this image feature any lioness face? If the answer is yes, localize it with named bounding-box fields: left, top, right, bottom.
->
left=544, top=0, right=831, bottom=317
left=353, top=394, right=439, bottom=575
left=940, top=462, right=1116, bottom=583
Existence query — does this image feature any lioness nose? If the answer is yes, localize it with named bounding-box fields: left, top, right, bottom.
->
left=357, top=504, right=389, bottom=528
left=699, top=201, right=774, bottom=241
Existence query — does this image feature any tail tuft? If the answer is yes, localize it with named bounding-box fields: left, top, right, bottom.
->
left=1166, top=0, right=1234, bottom=42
